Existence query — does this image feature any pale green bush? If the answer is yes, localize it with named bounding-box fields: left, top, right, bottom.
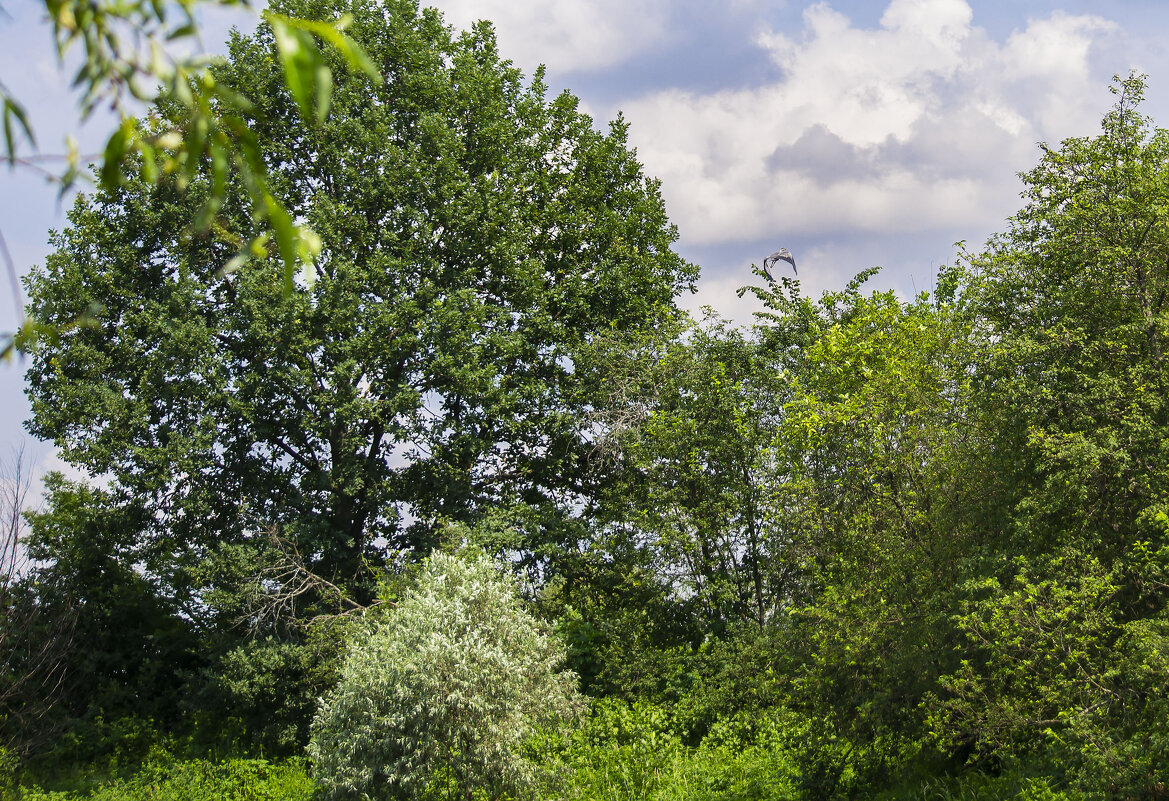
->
left=309, top=550, right=583, bottom=800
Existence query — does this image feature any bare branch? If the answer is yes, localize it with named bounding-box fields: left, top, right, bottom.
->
left=0, top=446, right=32, bottom=600
left=236, top=527, right=387, bottom=636
left=0, top=448, right=78, bottom=756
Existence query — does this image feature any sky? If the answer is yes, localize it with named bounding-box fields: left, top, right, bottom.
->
left=4, top=0, right=1169, bottom=492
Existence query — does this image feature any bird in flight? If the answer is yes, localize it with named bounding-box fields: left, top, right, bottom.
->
left=762, top=248, right=796, bottom=282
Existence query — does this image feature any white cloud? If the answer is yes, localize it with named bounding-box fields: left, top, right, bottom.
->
left=1003, top=11, right=1104, bottom=80
left=30, top=448, right=108, bottom=503
left=430, top=0, right=672, bottom=73
left=619, top=0, right=1117, bottom=245
left=681, top=272, right=766, bottom=324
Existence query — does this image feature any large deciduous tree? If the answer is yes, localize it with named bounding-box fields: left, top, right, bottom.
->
left=23, top=0, right=696, bottom=603
left=931, top=74, right=1169, bottom=796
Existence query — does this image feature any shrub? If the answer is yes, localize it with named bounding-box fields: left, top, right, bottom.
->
left=540, top=700, right=805, bottom=801
left=309, top=550, right=583, bottom=800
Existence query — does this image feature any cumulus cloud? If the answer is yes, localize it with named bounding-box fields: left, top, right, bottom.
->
left=681, top=276, right=763, bottom=325
left=29, top=448, right=104, bottom=499
left=431, top=0, right=674, bottom=74
left=618, top=0, right=1118, bottom=244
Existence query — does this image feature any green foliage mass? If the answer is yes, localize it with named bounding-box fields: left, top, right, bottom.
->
left=920, top=74, right=1169, bottom=797
left=8, top=0, right=1169, bottom=795
left=8, top=755, right=314, bottom=801
left=22, top=0, right=696, bottom=610
left=534, top=73, right=1169, bottom=799
left=2, top=476, right=202, bottom=757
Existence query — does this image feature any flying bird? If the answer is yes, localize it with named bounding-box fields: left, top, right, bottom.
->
left=762, top=248, right=796, bottom=282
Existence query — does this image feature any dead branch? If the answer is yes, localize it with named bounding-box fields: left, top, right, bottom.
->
left=237, top=527, right=388, bottom=636
left=0, top=447, right=78, bottom=756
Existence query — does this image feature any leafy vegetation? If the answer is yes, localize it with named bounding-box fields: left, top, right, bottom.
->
left=10, top=753, right=315, bottom=800
left=5, top=0, right=1169, bottom=797
left=310, top=550, right=582, bottom=801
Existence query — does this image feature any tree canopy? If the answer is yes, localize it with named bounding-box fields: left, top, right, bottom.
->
left=23, top=0, right=696, bottom=606
left=9, top=10, right=1169, bottom=796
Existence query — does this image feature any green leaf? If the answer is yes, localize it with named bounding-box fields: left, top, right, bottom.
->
left=268, top=16, right=319, bottom=124
left=269, top=12, right=381, bottom=82
left=99, top=118, right=134, bottom=189
left=139, top=140, right=158, bottom=183
left=313, top=62, right=333, bottom=126
left=262, top=193, right=298, bottom=295
left=166, top=23, right=197, bottom=41
left=1, top=93, right=36, bottom=161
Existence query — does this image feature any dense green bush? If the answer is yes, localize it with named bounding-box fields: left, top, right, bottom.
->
left=538, top=700, right=830, bottom=801
left=194, top=618, right=354, bottom=757
left=873, top=763, right=1085, bottom=801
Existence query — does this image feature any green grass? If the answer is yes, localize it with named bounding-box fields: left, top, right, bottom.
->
left=7, top=756, right=315, bottom=801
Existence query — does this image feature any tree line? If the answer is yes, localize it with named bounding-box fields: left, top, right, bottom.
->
left=4, top=0, right=1169, bottom=797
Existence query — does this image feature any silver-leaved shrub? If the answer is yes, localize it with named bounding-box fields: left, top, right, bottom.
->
left=309, top=550, right=582, bottom=800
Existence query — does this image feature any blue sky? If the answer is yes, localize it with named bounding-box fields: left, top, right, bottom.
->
left=4, top=0, right=1169, bottom=490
